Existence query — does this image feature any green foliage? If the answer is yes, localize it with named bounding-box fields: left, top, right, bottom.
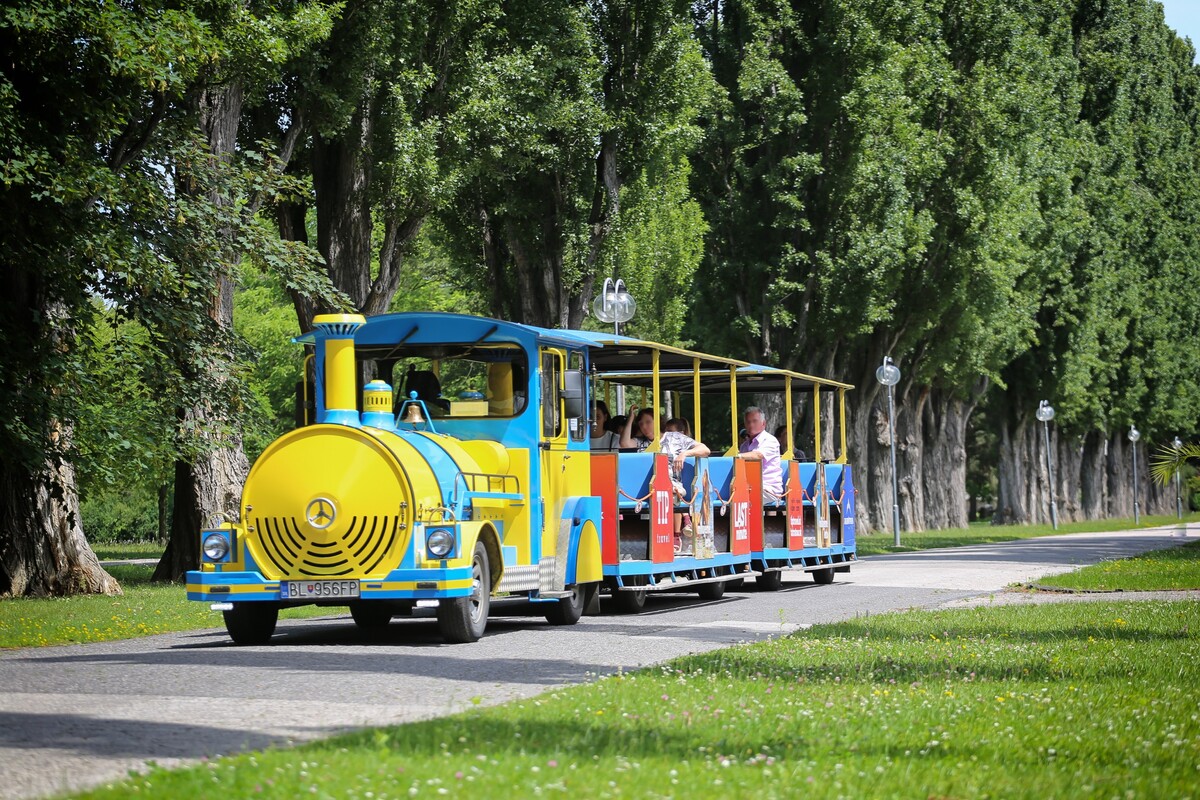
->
left=234, top=270, right=307, bottom=459
left=79, top=487, right=161, bottom=545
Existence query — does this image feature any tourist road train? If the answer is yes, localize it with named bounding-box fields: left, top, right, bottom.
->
left=186, top=312, right=857, bottom=643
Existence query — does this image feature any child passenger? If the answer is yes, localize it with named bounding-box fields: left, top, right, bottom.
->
left=660, top=418, right=710, bottom=553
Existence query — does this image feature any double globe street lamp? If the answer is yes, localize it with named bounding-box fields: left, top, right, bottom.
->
left=1174, top=436, right=1184, bottom=520
left=1036, top=400, right=1058, bottom=530
left=592, top=278, right=637, bottom=410
left=591, top=278, right=636, bottom=335
left=875, top=356, right=901, bottom=547
left=1128, top=425, right=1141, bottom=525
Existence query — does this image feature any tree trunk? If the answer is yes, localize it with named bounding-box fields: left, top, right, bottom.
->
left=0, top=262, right=118, bottom=596
left=1079, top=430, right=1108, bottom=519
left=0, top=443, right=120, bottom=597
left=157, top=82, right=250, bottom=582
left=1056, top=432, right=1083, bottom=523
left=894, top=383, right=927, bottom=532
left=994, top=414, right=1034, bottom=524
left=921, top=389, right=973, bottom=531
left=1106, top=434, right=1131, bottom=517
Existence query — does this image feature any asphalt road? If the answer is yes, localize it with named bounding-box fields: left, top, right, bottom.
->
left=1, top=525, right=1196, bottom=800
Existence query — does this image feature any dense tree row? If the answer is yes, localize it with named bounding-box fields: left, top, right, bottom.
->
left=2, top=0, right=1197, bottom=595
left=687, top=0, right=1200, bottom=532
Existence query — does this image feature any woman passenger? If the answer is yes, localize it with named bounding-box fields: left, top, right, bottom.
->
left=620, top=405, right=656, bottom=451
left=590, top=400, right=621, bottom=451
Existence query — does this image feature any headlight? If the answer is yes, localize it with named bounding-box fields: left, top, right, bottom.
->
left=202, top=532, right=231, bottom=562
left=427, top=528, right=455, bottom=558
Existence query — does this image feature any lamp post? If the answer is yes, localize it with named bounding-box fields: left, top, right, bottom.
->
left=875, top=356, right=902, bottom=547
left=1128, top=425, right=1141, bottom=525
left=592, top=278, right=637, bottom=409
left=1174, top=436, right=1183, bottom=520
left=1036, top=400, right=1058, bottom=530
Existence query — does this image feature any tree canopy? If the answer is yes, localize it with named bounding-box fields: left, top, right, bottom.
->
left=4, top=0, right=1200, bottom=595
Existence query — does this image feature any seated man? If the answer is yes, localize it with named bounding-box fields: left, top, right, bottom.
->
left=737, top=406, right=782, bottom=500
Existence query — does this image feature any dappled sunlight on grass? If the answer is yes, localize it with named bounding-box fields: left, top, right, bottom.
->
left=1036, top=539, right=1200, bottom=591
left=0, top=565, right=327, bottom=648
left=77, top=600, right=1200, bottom=799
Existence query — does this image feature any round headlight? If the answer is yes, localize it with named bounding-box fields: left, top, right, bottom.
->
left=203, top=532, right=230, bottom=561
left=427, top=528, right=455, bottom=558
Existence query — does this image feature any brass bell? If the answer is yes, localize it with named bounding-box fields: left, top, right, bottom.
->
left=401, top=402, right=426, bottom=425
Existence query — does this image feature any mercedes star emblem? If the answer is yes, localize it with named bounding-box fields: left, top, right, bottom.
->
left=305, top=497, right=337, bottom=530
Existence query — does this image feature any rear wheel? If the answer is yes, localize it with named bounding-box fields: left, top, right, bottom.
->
left=812, top=567, right=835, bottom=585
left=756, top=569, right=783, bottom=591
left=698, top=580, right=726, bottom=601
left=544, top=584, right=586, bottom=626
left=437, top=541, right=491, bottom=643
left=223, top=603, right=279, bottom=645
left=350, top=601, right=392, bottom=630
left=613, top=588, right=648, bottom=614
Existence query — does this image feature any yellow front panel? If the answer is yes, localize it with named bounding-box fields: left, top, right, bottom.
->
left=242, top=426, right=413, bottom=580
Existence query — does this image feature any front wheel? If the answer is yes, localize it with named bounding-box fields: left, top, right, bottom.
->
left=223, top=603, right=279, bottom=645
left=812, top=568, right=835, bottom=585
left=544, top=584, right=587, bottom=626
left=437, top=541, right=491, bottom=643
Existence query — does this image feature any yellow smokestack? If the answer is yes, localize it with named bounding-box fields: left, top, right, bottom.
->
left=312, top=314, right=366, bottom=425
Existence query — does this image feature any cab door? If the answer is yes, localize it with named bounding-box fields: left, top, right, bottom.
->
left=537, top=349, right=589, bottom=570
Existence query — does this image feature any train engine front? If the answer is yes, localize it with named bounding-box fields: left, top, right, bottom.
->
left=186, top=314, right=516, bottom=644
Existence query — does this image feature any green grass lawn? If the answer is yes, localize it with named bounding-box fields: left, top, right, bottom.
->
left=1035, top=539, right=1200, bottom=591
left=73, top=599, right=1200, bottom=799
left=92, top=542, right=164, bottom=561
left=0, top=564, right=329, bottom=648
left=855, top=511, right=1200, bottom=556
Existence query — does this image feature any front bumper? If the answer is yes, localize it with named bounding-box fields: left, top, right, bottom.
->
left=186, top=567, right=474, bottom=603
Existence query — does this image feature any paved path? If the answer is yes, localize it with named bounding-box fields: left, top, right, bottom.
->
left=2, top=525, right=1196, bottom=799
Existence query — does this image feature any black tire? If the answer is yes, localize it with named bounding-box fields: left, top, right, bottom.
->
left=727, top=577, right=746, bottom=591
left=698, top=580, right=726, bottom=601
left=350, top=601, right=393, bottom=630
left=223, top=603, right=279, bottom=645
left=756, top=569, right=783, bottom=591
left=812, top=567, right=835, bottom=585
left=544, top=584, right=586, bottom=626
left=613, top=588, right=648, bottom=614
left=437, top=541, right=491, bottom=643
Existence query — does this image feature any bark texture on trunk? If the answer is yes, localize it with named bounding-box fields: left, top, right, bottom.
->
left=1079, top=430, right=1108, bottom=519
left=994, top=416, right=1033, bottom=524
left=0, top=256, right=118, bottom=596
left=158, top=82, right=251, bottom=582
left=921, top=389, right=974, bottom=531
left=0, top=446, right=121, bottom=597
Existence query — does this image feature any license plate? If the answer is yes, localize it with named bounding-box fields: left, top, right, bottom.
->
left=281, top=580, right=360, bottom=599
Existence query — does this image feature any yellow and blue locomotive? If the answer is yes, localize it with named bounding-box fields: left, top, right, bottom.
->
left=187, top=311, right=856, bottom=644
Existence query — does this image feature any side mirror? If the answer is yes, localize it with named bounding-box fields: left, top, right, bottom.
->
left=561, top=370, right=585, bottom=419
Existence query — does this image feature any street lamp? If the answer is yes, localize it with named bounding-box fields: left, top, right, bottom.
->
left=1174, top=436, right=1183, bottom=520
left=1128, top=425, right=1141, bottom=525
left=592, top=278, right=637, bottom=409
left=1036, top=400, right=1058, bottom=530
left=592, top=278, right=636, bottom=335
left=875, top=356, right=902, bottom=547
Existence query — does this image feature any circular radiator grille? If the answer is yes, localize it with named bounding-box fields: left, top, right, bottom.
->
left=253, top=514, right=403, bottom=578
